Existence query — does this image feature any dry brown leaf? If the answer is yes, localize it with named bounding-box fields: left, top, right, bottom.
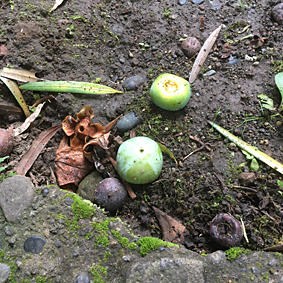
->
left=189, top=24, right=222, bottom=84
left=13, top=103, right=45, bottom=136
left=16, top=124, right=62, bottom=175
left=0, top=67, right=40, bottom=83
left=0, top=101, right=23, bottom=116
left=153, top=206, right=186, bottom=244
left=0, top=45, right=7, bottom=56
left=54, top=135, right=94, bottom=188
left=51, top=0, right=65, bottom=12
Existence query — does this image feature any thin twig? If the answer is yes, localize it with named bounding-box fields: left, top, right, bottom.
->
left=214, top=172, right=229, bottom=191
left=233, top=185, right=257, bottom=193
left=31, top=95, right=55, bottom=108
left=183, top=144, right=207, bottom=160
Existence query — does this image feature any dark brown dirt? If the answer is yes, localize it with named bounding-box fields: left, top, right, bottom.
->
left=1, top=0, right=283, bottom=254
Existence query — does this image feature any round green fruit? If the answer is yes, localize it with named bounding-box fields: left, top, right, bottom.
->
left=116, top=137, right=163, bottom=184
left=150, top=73, right=191, bottom=111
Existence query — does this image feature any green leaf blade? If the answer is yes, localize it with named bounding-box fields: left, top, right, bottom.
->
left=20, top=81, right=123, bottom=95
left=209, top=121, right=283, bottom=175
left=275, top=72, right=283, bottom=110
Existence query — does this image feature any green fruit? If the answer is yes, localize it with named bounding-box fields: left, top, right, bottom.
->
left=150, top=73, right=191, bottom=111
left=116, top=137, right=163, bottom=184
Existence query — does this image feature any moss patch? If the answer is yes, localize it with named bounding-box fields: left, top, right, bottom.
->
left=225, top=247, right=252, bottom=261
left=137, top=237, right=178, bottom=256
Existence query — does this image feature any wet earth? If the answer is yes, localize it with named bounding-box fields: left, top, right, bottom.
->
left=1, top=0, right=283, bottom=255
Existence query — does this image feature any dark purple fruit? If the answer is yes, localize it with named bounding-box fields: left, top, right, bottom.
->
left=210, top=213, right=243, bottom=248
left=0, top=128, right=14, bottom=158
left=181, top=37, right=201, bottom=58
left=94, top=178, right=127, bottom=212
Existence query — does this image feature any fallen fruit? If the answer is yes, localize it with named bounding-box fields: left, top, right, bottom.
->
left=94, top=177, right=127, bottom=212
left=150, top=73, right=191, bottom=111
left=116, top=137, right=163, bottom=184
left=210, top=213, right=243, bottom=248
left=181, top=37, right=201, bottom=58
left=0, top=128, right=14, bottom=158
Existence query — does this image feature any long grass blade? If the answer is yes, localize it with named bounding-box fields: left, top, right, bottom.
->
left=0, top=76, right=30, bottom=118
left=189, top=24, right=222, bottom=84
left=20, top=81, right=123, bottom=95
left=209, top=121, right=283, bottom=175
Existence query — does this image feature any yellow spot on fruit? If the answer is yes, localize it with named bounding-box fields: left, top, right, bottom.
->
left=164, top=81, right=178, bottom=92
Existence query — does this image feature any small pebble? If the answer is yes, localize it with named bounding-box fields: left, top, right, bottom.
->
left=158, top=246, right=165, bottom=251
left=0, top=263, right=10, bottom=282
left=122, top=76, right=146, bottom=91
left=203, top=70, right=216, bottom=77
left=122, top=255, right=131, bottom=262
left=75, top=273, right=90, bottom=283
left=178, top=0, right=186, bottom=5
left=64, top=197, right=74, bottom=206
left=42, top=187, right=49, bottom=197
left=24, top=236, right=46, bottom=254
left=116, top=112, right=141, bottom=132
left=192, top=0, right=204, bottom=4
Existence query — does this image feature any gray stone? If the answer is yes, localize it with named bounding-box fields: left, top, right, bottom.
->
left=75, top=272, right=90, bottom=283
left=0, top=175, right=34, bottom=223
left=207, top=250, right=226, bottom=264
left=116, top=112, right=141, bottom=133
left=78, top=171, right=104, bottom=203
left=126, top=257, right=204, bottom=283
left=122, top=76, right=146, bottom=91
left=0, top=263, right=10, bottom=283
left=24, top=236, right=46, bottom=254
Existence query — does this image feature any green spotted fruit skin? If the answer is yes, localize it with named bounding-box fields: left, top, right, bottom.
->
left=150, top=73, right=191, bottom=111
left=116, top=137, right=163, bottom=184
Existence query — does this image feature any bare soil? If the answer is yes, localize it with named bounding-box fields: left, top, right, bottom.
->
left=1, top=0, right=283, bottom=253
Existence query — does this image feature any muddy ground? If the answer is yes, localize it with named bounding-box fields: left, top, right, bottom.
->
left=1, top=0, right=283, bottom=254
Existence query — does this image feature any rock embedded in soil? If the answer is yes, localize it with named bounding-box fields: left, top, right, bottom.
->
left=23, top=236, right=47, bottom=254
left=0, top=175, right=34, bottom=223
left=178, top=0, right=187, bottom=5
left=122, top=76, right=147, bottom=91
left=75, top=273, right=90, bottom=283
left=0, top=263, right=10, bottom=282
left=273, top=3, right=283, bottom=25
left=181, top=37, right=201, bottom=58
left=192, top=0, right=204, bottom=4
left=77, top=171, right=104, bottom=202
left=116, top=112, right=141, bottom=132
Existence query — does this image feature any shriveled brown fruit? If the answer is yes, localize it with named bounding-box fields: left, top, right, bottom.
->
left=181, top=37, right=201, bottom=58
left=0, top=128, right=14, bottom=158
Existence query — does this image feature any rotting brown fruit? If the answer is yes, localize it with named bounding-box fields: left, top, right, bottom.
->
left=181, top=37, right=201, bottom=58
left=0, top=127, right=14, bottom=158
left=210, top=213, right=243, bottom=248
left=94, top=177, right=127, bottom=212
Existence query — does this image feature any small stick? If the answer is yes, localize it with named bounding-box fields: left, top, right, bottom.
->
left=31, top=95, right=55, bottom=108
left=189, top=135, right=211, bottom=151
left=233, top=185, right=257, bottom=193
left=183, top=144, right=207, bottom=160
left=108, top=155, right=136, bottom=199
left=214, top=172, right=229, bottom=191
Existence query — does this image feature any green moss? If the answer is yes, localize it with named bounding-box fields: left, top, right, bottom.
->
left=111, top=230, right=130, bottom=247
left=128, top=242, right=138, bottom=250
left=103, top=251, right=113, bottom=262
left=65, top=193, right=96, bottom=219
left=36, top=276, right=46, bottom=283
left=90, top=264, right=107, bottom=283
left=137, top=237, right=178, bottom=256
left=225, top=247, right=251, bottom=261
